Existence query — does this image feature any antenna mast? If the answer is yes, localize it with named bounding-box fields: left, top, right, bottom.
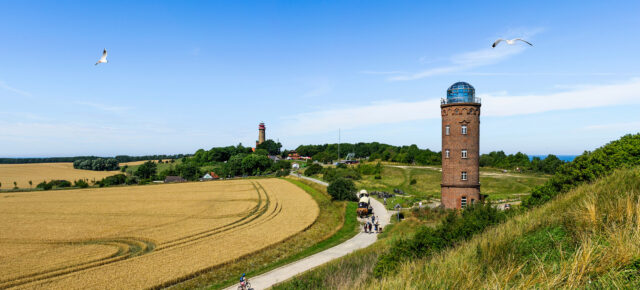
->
left=338, top=128, right=341, bottom=163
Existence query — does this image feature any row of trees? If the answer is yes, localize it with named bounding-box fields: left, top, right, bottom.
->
left=73, top=158, right=119, bottom=171
left=294, top=143, right=441, bottom=165
left=479, top=151, right=565, bottom=174
left=0, top=154, right=187, bottom=164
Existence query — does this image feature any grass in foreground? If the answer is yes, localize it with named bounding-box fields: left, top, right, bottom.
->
left=169, top=177, right=359, bottom=290
left=271, top=208, right=444, bottom=289
left=274, top=167, right=640, bottom=289
left=363, top=167, right=640, bottom=289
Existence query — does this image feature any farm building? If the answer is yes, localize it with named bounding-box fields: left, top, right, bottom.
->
left=164, top=176, right=186, bottom=183
left=200, top=172, right=220, bottom=181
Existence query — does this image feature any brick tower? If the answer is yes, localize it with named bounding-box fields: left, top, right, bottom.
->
left=441, top=82, right=482, bottom=209
left=257, top=122, right=266, bottom=146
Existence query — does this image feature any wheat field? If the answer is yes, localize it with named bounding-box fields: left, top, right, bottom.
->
left=0, top=178, right=319, bottom=289
left=0, top=163, right=121, bottom=189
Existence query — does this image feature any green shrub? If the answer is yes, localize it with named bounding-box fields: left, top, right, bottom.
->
left=74, top=179, right=89, bottom=188
left=304, top=163, right=323, bottom=176
left=327, top=178, right=357, bottom=201
left=49, top=180, right=71, bottom=188
left=374, top=204, right=506, bottom=277
left=524, top=133, right=640, bottom=208
left=276, top=169, right=290, bottom=177
left=410, top=178, right=417, bottom=185
left=97, top=174, right=127, bottom=187
left=36, top=181, right=52, bottom=190
left=323, top=167, right=361, bottom=183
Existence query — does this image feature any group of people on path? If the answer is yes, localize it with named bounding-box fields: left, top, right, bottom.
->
left=363, top=214, right=381, bottom=234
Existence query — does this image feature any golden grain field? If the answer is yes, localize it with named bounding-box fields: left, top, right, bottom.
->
left=0, top=178, right=319, bottom=289
left=0, top=163, right=120, bottom=189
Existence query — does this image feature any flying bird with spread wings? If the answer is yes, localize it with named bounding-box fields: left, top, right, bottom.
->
left=95, top=49, right=108, bottom=65
left=492, top=38, right=533, bottom=48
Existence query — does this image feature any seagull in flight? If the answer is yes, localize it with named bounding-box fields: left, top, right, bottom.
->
left=492, top=38, right=533, bottom=48
left=95, top=49, right=108, bottom=65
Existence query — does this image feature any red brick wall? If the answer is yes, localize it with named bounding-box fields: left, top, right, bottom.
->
left=441, top=103, right=481, bottom=209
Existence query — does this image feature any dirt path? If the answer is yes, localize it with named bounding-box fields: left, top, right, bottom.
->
left=223, top=174, right=390, bottom=290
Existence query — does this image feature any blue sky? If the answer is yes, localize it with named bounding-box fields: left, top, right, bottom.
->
left=1, top=0, right=639, bottom=157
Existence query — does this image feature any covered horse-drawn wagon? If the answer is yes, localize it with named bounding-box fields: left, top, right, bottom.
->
left=357, top=190, right=373, bottom=217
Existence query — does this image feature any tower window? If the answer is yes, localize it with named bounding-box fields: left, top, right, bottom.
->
left=445, top=149, right=450, bottom=158
left=445, top=125, right=450, bottom=135
left=461, top=150, right=468, bottom=159
left=461, top=125, right=468, bottom=135
left=461, top=171, right=467, bottom=181
left=461, top=196, right=467, bottom=208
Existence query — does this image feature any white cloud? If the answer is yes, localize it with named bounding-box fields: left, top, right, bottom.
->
left=583, top=121, right=640, bottom=131
left=76, top=102, right=131, bottom=113
left=0, top=81, right=31, bottom=97
left=281, top=78, right=640, bottom=135
left=389, top=46, right=525, bottom=81
left=385, top=27, right=544, bottom=81
left=359, top=70, right=406, bottom=75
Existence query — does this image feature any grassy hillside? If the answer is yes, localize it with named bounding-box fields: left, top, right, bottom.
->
left=274, top=167, right=640, bottom=289
left=366, top=167, right=640, bottom=289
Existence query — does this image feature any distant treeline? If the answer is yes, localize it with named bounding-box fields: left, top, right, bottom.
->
left=293, top=143, right=441, bottom=165
left=480, top=151, right=565, bottom=174
left=0, top=154, right=188, bottom=164
left=292, top=142, right=564, bottom=174
left=73, top=158, right=120, bottom=171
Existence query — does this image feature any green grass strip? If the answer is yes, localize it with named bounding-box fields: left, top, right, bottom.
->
left=209, top=179, right=359, bottom=289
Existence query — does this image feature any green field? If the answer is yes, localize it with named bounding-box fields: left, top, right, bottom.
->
left=356, top=165, right=548, bottom=208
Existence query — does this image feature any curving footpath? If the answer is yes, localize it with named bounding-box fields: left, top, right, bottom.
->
left=224, top=174, right=390, bottom=290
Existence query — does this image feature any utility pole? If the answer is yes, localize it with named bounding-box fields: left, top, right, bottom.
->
left=338, top=128, right=341, bottom=163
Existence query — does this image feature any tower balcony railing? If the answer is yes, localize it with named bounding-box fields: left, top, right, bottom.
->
left=441, top=96, right=481, bottom=105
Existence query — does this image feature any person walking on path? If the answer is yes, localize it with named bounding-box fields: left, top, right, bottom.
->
left=363, top=222, right=368, bottom=233
left=368, top=222, right=373, bottom=233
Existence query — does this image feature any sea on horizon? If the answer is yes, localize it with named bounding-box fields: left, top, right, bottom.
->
left=529, top=155, right=577, bottom=162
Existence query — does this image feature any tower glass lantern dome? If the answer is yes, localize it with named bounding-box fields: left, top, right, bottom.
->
left=442, top=82, right=481, bottom=104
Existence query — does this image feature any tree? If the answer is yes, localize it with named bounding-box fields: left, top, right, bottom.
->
left=256, top=139, right=282, bottom=155
left=313, top=151, right=335, bottom=164
left=134, top=161, right=157, bottom=179
left=241, top=154, right=273, bottom=176
left=225, top=154, right=246, bottom=177
left=304, top=163, right=323, bottom=176
left=74, top=179, right=89, bottom=188
left=29, top=180, right=32, bottom=188
left=176, top=162, right=201, bottom=180
left=327, top=178, right=357, bottom=201
left=13, top=181, right=17, bottom=189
